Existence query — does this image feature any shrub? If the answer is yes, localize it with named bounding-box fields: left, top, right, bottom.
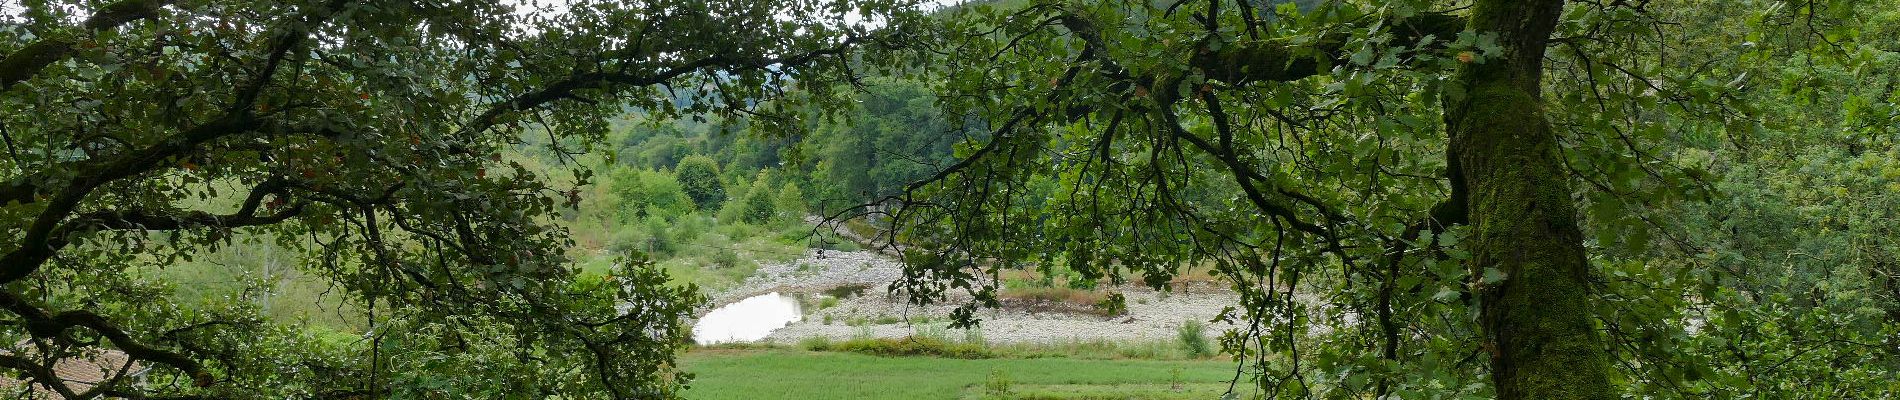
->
left=799, top=336, right=833, bottom=351
left=1178, top=320, right=1209, bottom=357
left=612, top=168, right=694, bottom=219
left=823, top=283, right=870, bottom=298
left=675, top=155, right=726, bottom=210
left=830, top=240, right=862, bottom=252
left=710, top=248, right=741, bottom=269
left=773, top=182, right=808, bottom=217
left=607, top=229, right=652, bottom=256
left=639, top=218, right=678, bottom=255
left=1094, top=292, right=1128, bottom=316
left=830, top=337, right=991, bottom=359
left=738, top=175, right=778, bottom=224
left=984, top=369, right=1012, bottom=398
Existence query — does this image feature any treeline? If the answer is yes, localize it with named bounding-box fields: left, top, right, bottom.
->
left=610, top=79, right=969, bottom=213
left=539, top=79, right=972, bottom=287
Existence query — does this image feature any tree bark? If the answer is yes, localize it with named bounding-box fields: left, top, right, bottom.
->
left=1443, top=0, right=1615, bottom=399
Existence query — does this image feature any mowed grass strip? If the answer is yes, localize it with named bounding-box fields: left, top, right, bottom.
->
left=679, top=349, right=1236, bottom=400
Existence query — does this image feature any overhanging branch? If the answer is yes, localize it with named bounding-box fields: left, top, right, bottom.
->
left=0, top=1, right=347, bottom=285
left=0, top=291, right=210, bottom=388
left=0, top=0, right=173, bottom=90
left=456, top=35, right=871, bottom=138
left=1190, top=13, right=1466, bottom=84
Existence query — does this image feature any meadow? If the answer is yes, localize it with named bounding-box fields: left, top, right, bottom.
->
left=680, top=349, right=1239, bottom=400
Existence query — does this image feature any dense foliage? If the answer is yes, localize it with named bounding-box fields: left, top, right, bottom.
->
left=848, top=0, right=1899, bottom=398
left=0, top=0, right=924, bottom=397
left=3, top=0, right=1897, bottom=399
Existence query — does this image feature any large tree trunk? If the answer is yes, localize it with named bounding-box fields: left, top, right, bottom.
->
left=1443, top=0, right=1616, bottom=398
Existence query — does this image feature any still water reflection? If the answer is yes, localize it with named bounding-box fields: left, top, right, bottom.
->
left=692, top=292, right=802, bottom=344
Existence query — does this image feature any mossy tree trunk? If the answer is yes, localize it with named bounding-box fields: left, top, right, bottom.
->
left=1444, top=0, right=1616, bottom=398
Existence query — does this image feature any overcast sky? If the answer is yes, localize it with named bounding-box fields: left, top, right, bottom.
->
left=2, top=0, right=973, bottom=27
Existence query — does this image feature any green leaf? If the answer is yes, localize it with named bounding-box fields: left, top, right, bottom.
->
left=1482, top=267, right=1507, bottom=285
left=1433, top=287, right=1459, bottom=302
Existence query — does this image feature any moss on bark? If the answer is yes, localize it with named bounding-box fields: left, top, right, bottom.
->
left=1445, top=1, right=1616, bottom=398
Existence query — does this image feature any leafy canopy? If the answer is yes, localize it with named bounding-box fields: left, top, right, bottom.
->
left=0, top=0, right=926, bottom=398
left=850, top=0, right=1899, bottom=398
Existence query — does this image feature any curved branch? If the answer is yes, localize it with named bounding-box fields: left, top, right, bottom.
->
left=0, top=1, right=346, bottom=285
left=0, top=354, right=85, bottom=399
left=1, top=175, right=301, bottom=285
left=1190, top=13, right=1466, bottom=84
left=456, top=35, right=872, bottom=139
left=0, top=291, right=209, bottom=387
left=0, top=0, right=173, bottom=90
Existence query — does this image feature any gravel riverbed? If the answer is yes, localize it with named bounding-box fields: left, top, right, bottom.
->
left=698, top=249, right=1245, bottom=344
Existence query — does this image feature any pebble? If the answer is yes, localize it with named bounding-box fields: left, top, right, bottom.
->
left=699, top=249, right=1250, bottom=344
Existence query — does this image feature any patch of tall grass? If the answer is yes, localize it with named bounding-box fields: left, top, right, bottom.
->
left=817, top=336, right=993, bottom=359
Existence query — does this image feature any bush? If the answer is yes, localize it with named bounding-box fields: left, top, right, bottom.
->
left=830, top=336, right=991, bottom=359
left=984, top=339, right=1194, bottom=360
left=607, top=167, right=693, bottom=221
left=984, top=369, right=1012, bottom=398
left=735, top=171, right=778, bottom=224
left=711, top=248, right=741, bottom=269
left=740, top=188, right=776, bottom=224
left=1177, top=320, right=1209, bottom=357
left=820, top=239, right=861, bottom=252
left=1094, top=292, right=1127, bottom=316
left=799, top=336, right=833, bottom=351
left=822, top=283, right=869, bottom=298
left=773, top=182, right=808, bottom=217
left=675, top=155, right=726, bottom=210
left=607, top=229, right=652, bottom=256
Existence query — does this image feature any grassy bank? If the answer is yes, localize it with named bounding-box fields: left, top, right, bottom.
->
left=679, top=349, right=1237, bottom=400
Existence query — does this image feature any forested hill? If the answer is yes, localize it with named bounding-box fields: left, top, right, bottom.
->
left=601, top=79, right=972, bottom=217
left=500, top=78, right=978, bottom=294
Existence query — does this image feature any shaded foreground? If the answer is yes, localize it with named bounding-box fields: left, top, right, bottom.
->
left=680, top=349, right=1235, bottom=399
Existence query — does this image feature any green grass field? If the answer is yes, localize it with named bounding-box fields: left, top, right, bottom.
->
left=679, top=349, right=1239, bottom=400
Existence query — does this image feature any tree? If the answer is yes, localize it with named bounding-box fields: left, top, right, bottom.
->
left=863, top=0, right=1889, bottom=398
left=0, top=0, right=923, bottom=397
left=1438, top=3, right=1612, bottom=397
left=608, top=167, right=693, bottom=221
left=735, top=171, right=779, bottom=224
left=788, top=79, right=968, bottom=212
left=774, top=181, right=809, bottom=219
left=675, top=154, right=727, bottom=211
